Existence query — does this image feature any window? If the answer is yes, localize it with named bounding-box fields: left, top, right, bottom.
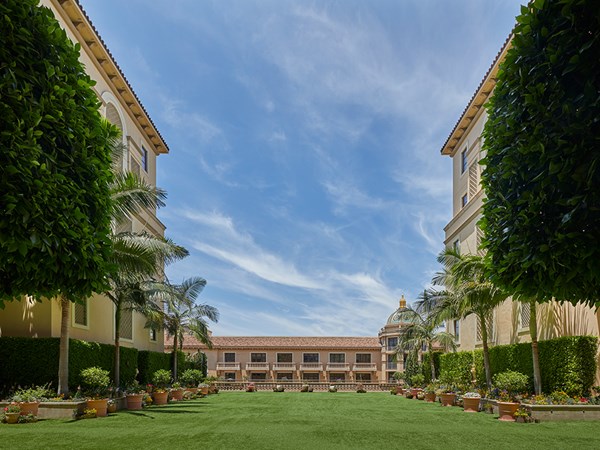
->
left=119, top=309, right=133, bottom=341
left=250, top=373, right=266, bottom=381
left=277, top=353, right=293, bottom=363
left=302, top=373, right=320, bottom=381
left=386, top=360, right=397, bottom=370
left=387, top=337, right=398, bottom=351
left=462, top=193, right=468, bottom=208
left=250, top=353, right=266, bottom=363
left=468, top=163, right=479, bottom=198
left=130, top=155, right=141, bottom=177
left=141, top=146, right=148, bottom=172
left=461, top=148, right=467, bottom=174
left=453, top=239, right=460, bottom=252
left=224, top=372, right=236, bottom=381
left=356, top=353, right=371, bottom=364
left=356, top=373, right=372, bottom=382
left=520, top=303, right=531, bottom=329
left=224, top=352, right=236, bottom=363
left=303, top=353, right=319, bottom=363
left=387, top=372, right=396, bottom=382
left=149, top=328, right=157, bottom=342
left=329, top=373, right=346, bottom=382
left=477, top=312, right=495, bottom=342
left=276, top=373, right=293, bottom=381
left=453, top=320, right=460, bottom=340
left=329, top=353, right=345, bottom=363
left=73, top=300, right=88, bottom=327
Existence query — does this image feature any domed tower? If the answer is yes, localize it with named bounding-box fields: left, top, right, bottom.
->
left=378, top=295, right=414, bottom=382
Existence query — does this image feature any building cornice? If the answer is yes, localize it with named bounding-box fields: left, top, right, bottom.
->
left=51, top=0, right=169, bottom=155
left=440, top=34, right=512, bottom=157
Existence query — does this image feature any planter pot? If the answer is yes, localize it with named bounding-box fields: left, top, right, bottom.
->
left=126, top=394, right=144, bottom=410
left=199, top=386, right=209, bottom=395
left=497, top=402, right=520, bottom=422
left=5, top=412, right=20, bottom=424
left=424, top=392, right=437, bottom=403
left=440, top=393, right=456, bottom=407
left=463, top=397, right=481, bottom=413
left=410, top=388, right=420, bottom=398
left=107, top=402, right=117, bottom=414
left=186, top=387, right=198, bottom=395
left=86, top=399, right=108, bottom=417
left=170, top=389, right=184, bottom=401
left=19, top=401, right=39, bottom=416
left=152, top=391, right=169, bottom=405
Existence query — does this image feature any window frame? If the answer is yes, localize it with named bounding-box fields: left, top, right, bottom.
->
left=72, top=299, right=89, bottom=329
left=302, top=352, right=320, bottom=363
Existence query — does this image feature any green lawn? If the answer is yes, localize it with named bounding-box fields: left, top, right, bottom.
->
left=2, top=392, right=599, bottom=449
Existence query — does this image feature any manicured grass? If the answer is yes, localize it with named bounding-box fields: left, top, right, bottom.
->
left=2, top=392, right=600, bottom=449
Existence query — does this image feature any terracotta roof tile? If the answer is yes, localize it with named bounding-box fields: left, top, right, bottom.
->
left=165, top=335, right=382, bottom=350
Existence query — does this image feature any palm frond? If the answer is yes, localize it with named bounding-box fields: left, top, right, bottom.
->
left=111, top=171, right=167, bottom=224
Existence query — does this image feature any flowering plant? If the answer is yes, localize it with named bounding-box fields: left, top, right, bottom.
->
left=463, top=392, right=481, bottom=398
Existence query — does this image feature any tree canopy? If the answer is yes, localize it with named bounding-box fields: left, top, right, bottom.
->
left=480, top=0, right=600, bottom=306
left=0, top=0, right=117, bottom=305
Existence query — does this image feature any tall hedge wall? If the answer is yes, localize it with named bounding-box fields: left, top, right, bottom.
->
left=421, top=351, right=442, bottom=383
left=439, top=335, right=598, bottom=396
left=137, top=350, right=171, bottom=384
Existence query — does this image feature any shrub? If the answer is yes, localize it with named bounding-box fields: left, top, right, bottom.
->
left=152, top=369, right=172, bottom=389
left=421, top=352, right=442, bottom=383
left=493, top=370, right=529, bottom=395
left=179, top=369, right=203, bottom=388
left=411, top=374, right=425, bottom=387
left=137, top=351, right=171, bottom=384
left=80, top=367, right=111, bottom=398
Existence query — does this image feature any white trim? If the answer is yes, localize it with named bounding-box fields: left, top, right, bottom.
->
left=276, top=352, right=294, bottom=363
left=249, top=351, right=267, bottom=363
left=328, top=352, right=346, bottom=363
left=101, top=91, right=128, bottom=137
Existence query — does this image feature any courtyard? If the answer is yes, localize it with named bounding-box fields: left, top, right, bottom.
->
left=2, top=392, right=599, bottom=450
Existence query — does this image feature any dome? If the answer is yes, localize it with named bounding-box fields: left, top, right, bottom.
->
left=386, top=295, right=416, bottom=325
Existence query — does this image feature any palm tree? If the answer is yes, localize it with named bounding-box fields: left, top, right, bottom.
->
left=432, top=248, right=508, bottom=389
left=394, top=305, right=456, bottom=382
left=147, top=277, right=219, bottom=380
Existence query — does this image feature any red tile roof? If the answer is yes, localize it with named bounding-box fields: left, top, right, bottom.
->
left=165, top=335, right=382, bottom=350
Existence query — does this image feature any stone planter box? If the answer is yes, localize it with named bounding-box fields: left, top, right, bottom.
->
left=523, top=404, right=600, bottom=422
left=38, top=401, right=87, bottom=419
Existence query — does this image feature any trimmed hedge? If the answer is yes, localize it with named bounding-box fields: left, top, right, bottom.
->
left=439, top=335, right=598, bottom=396
left=137, top=350, right=171, bottom=384
left=421, top=351, right=442, bottom=383
left=0, top=337, right=138, bottom=394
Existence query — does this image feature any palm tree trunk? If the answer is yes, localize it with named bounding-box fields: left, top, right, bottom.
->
left=429, top=350, right=436, bottom=381
left=172, top=332, right=179, bottom=381
left=529, top=300, right=542, bottom=394
left=479, top=313, right=492, bottom=390
left=114, top=301, right=121, bottom=391
left=58, top=295, right=70, bottom=396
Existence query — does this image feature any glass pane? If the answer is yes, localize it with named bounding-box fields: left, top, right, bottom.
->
left=356, top=353, right=371, bottom=363
left=329, top=353, right=345, bottom=363
left=224, top=353, right=236, bottom=362
left=277, top=353, right=293, bottom=363
left=303, top=353, right=319, bottom=363
left=251, top=353, right=266, bottom=363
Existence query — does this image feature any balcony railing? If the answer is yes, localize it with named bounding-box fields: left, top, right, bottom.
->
left=326, top=363, right=350, bottom=371
left=245, top=362, right=270, bottom=371
left=353, top=363, right=377, bottom=371
left=216, top=362, right=241, bottom=371
left=272, top=362, right=297, bottom=371
left=299, top=363, right=323, bottom=371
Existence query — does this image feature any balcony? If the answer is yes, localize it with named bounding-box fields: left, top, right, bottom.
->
left=353, top=363, right=377, bottom=371
left=272, top=362, right=297, bottom=371
left=326, top=363, right=350, bottom=371
left=299, top=362, right=323, bottom=371
left=216, top=362, right=241, bottom=371
left=245, top=362, right=270, bottom=371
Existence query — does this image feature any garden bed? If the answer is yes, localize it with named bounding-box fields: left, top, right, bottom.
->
left=523, top=404, right=600, bottom=422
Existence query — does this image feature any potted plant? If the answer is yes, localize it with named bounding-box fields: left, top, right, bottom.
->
left=493, top=370, right=529, bottom=422
left=328, top=385, right=338, bottom=393
left=11, top=386, right=48, bottom=416
left=107, top=398, right=117, bottom=414
left=3, top=404, right=21, bottom=424
left=410, top=374, right=425, bottom=398
left=205, top=376, right=219, bottom=394
left=80, top=367, right=111, bottom=417
left=180, top=369, right=203, bottom=394
left=462, top=391, right=481, bottom=413
left=438, top=374, right=457, bottom=407
left=170, top=381, right=184, bottom=401
left=198, top=382, right=210, bottom=396
left=246, top=382, right=256, bottom=392
left=423, top=383, right=437, bottom=402
left=273, top=385, right=285, bottom=392
left=514, top=407, right=531, bottom=423
left=151, top=369, right=172, bottom=405
left=125, top=381, right=146, bottom=410
left=356, top=383, right=367, bottom=393
left=393, top=371, right=405, bottom=395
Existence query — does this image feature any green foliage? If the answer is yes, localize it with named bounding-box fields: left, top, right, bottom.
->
left=480, top=0, right=600, bottom=305
left=493, top=370, right=529, bottom=394
left=403, top=353, right=420, bottom=386
left=171, top=350, right=188, bottom=378
left=0, top=337, right=137, bottom=394
left=179, top=369, right=203, bottom=387
left=411, top=374, right=425, bottom=387
left=185, top=351, right=208, bottom=377
left=80, top=367, right=111, bottom=397
left=0, top=0, right=118, bottom=306
left=421, top=351, right=442, bottom=383
left=137, top=350, right=171, bottom=384
left=152, top=369, right=172, bottom=388
left=440, top=336, right=597, bottom=396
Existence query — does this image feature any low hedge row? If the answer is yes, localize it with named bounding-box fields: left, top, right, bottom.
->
left=439, top=335, right=598, bottom=396
left=0, top=337, right=177, bottom=394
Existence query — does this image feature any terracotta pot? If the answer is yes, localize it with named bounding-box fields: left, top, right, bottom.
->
left=440, top=393, right=456, bottom=407
left=186, top=387, right=198, bottom=394
left=107, top=402, right=117, bottom=414
left=497, top=401, right=520, bottom=422
left=395, top=386, right=403, bottom=395
left=19, top=401, right=39, bottom=416
left=424, top=392, right=437, bottom=403
left=170, top=388, right=184, bottom=401
left=5, top=412, right=20, bottom=424
left=410, top=388, right=420, bottom=398
left=86, top=398, right=108, bottom=417
left=152, top=391, right=169, bottom=405
left=126, top=394, right=144, bottom=410
left=200, top=386, right=209, bottom=395
left=463, top=397, right=481, bottom=413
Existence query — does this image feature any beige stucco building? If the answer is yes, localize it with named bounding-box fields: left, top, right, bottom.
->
left=440, top=36, right=599, bottom=353
left=0, top=0, right=168, bottom=353
left=167, top=296, right=434, bottom=383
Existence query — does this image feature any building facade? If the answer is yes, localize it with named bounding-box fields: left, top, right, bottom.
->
left=440, top=36, right=600, bottom=353
left=0, top=0, right=168, bottom=353
left=167, top=296, right=428, bottom=383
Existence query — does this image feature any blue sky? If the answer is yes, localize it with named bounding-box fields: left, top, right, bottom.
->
left=79, top=0, right=521, bottom=337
